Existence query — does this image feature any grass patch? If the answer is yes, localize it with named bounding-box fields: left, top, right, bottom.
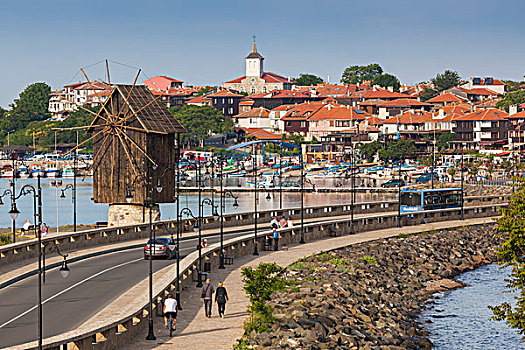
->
left=328, top=257, right=348, bottom=266
left=289, top=262, right=315, bottom=271
left=398, top=233, right=409, bottom=238
left=358, top=255, right=378, bottom=264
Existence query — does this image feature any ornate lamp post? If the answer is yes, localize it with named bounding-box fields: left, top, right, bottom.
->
left=253, top=146, right=259, bottom=255
left=59, top=184, right=76, bottom=232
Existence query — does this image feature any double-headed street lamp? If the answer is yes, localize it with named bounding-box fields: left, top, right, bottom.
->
left=219, top=187, right=239, bottom=269
left=1, top=174, right=70, bottom=350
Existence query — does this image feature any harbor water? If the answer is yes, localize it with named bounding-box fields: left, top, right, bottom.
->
left=421, top=263, right=524, bottom=349
left=0, top=178, right=394, bottom=229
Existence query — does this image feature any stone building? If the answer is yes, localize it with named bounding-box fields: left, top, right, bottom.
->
left=221, top=41, right=293, bottom=94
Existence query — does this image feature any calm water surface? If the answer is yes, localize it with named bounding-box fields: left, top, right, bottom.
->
left=421, top=264, right=524, bottom=350
left=0, top=178, right=393, bottom=229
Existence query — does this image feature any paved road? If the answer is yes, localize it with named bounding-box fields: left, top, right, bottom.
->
left=0, top=226, right=259, bottom=348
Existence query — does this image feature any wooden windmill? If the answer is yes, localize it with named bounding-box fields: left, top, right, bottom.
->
left=60, top=64, right=186, bottom=208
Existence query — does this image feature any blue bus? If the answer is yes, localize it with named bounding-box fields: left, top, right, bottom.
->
left=400, top=188, right=462, bottom=213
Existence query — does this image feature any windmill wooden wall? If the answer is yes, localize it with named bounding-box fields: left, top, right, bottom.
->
left=90, top=85, right=182, bottom=204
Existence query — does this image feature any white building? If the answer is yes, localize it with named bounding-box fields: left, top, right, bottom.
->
left=460, top=77, right=505, bottom=94
left=48, top=81, right=111, bottom=120
left=233, top=107, right=272, bottom=131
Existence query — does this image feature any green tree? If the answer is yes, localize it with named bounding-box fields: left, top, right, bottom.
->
left=419, top=86, right=438, bottom=102
left=341, top=63, right=383, bottom=84
left=431, top=70, right=461, bottom=92
left=489, top=183, right=525, bottom=338
left=372, top=73, right=401, bottom=91
left=241, top=263, right=287, bottom=333
left=294, top=73, right=323, bottom=86
left=359, top=140, right=381, bottom=162
left=0, top=82, right=52, bottom=144
left=377, top=139, right=417, bottom=162
left=503, top=80, right=523, bottom=92
left=169, top=105, right=232, bottom=147
left=496, top=90, right=525, bottom=112
left=196, top=87, right=213, bottom=96
left=436, top=132, right=456, bottom=151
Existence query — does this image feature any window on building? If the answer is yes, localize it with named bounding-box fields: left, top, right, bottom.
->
left=251, top=87, right=256, bottom=94
left=263, top=87, right=267, bottom=93
left=240, top=86, right=244, bottom=92
left=229, top=108, right=233, bottom=114
left=301, top=121, right=306, bottom=127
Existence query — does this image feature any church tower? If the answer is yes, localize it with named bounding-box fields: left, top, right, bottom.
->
left=245, top=39, right=264, bottom=78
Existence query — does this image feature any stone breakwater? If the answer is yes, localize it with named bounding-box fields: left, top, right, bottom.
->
left=243, top=225, right=499, bottom=349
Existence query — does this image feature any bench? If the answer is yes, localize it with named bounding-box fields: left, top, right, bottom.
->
left=21, top=225, right=35, bottom=233
left=95, top=221, right=108, bottom=228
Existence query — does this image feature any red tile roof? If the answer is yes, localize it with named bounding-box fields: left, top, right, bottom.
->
left=378, top=99, right=431, bottom=107
left=239, top=98, right=254, bottom=106
left=506, top=110, right=525, bottom=119
left=143, top=76, right=183, bottom=91
left=282, top=102, right=325, bottom=120
left=383, top=111, right=432, bottom=124
left=271, top=104, right=294, bottom=112
left=235, top=107, right=270, bottom=118
left=427, top=93, right=465, bottom=103
left=460, top=87, right=499, bottom=96
left=224, top=72, right=291, bottom=84
left=207, top=90, right=244, bottom=98
left=361, top=90, right=412, bottom=100
left=186, top=96, right=211, bottom=104
left=363, top=116, right=384, bottom=125
left=237, top=127, right=282, bottom=140
left=249, top=89, right=312, bottom=99
left=308, top=105, right=370, bottom=121
left=455, top=108, right=509, bottom=121
left=469, top=78, right=505, bottom=86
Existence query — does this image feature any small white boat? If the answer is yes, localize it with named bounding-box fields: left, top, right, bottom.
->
left=45, top=163, right=61, bottom=178
left=62, top=165, right=75, bottom=178
left=18, top=165, right=31, bottom=178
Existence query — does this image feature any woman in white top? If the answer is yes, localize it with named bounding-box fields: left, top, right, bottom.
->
left=287, top=216, right=294, bottom=227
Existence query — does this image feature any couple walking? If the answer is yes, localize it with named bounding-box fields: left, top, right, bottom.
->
left=200, top=279, right=229, bottom=318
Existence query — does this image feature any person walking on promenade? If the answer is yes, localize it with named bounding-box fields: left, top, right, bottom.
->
left=287, top=216, right=294, bottom=227
left=272, top=228, right=280, bottom=251
left=270, top=216, right=279, bottom=230
left=200, top=278, right=215, bottom=318
left=215, top=281, right=229, bottom=318
left=41, top=223, right=48, bottom=236
left=279, top=216, right=287, bottom=228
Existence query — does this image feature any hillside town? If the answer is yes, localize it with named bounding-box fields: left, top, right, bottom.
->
left=44, top=41, right=525, bottom=166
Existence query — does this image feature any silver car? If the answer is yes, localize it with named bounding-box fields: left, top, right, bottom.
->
left=143, top=238, right=177, bottom=259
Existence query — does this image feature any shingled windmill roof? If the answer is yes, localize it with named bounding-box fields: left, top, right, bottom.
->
left=89, top=84, right=186, bottom=134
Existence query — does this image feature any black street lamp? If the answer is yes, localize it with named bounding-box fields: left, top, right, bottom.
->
left=145, top=160, right=156, bottom=341
left=42, top=241, right=70, bottom=284
left=461, top=143, right=465, bottom=220
left=197, top=197, right=218, bottom=287
left=397, top=159, right=402, bottom=228
left=253, top=146, right=259, bottom=255
left=219, top=188, right=238, bottom=268
left=299, top=149, right=315, bottom=245
left=59, top=184, right=76, bottom=232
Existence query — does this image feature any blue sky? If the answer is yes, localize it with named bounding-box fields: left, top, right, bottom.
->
left=1, top=0, right=524, bottom=108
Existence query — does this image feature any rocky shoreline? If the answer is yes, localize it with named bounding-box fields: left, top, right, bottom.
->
left=242, top=224, right=499, bottom=349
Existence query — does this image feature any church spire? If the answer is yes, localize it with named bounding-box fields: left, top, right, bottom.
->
left=252, top=35, right=257, bottom=53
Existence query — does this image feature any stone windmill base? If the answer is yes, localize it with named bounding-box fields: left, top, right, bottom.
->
left=108, top=204, right=160, bottom=227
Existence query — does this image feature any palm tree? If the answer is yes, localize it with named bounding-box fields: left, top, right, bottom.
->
left=447, top=167, right=456, bottom=182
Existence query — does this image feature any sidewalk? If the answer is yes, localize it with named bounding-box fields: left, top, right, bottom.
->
left=125, top=216, right=496, bottom=350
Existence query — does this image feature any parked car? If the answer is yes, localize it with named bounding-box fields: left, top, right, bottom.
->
left=381, top=179, right=405, bottom=188
left=143, top=238, right=177, bottom=259
left=415, top=173, right=439, bottom=183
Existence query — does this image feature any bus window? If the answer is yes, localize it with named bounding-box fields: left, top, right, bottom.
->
left=400, top=192, right=422, bottom=207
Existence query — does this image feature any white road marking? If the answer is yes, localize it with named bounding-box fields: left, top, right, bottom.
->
left=0, top=258, right=142, bottom=329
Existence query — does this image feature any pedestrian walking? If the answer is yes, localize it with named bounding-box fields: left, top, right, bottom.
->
left=270, top=216, right=279, bottom=230
left=215, top=281, right=229, bottom=318
left=272, top=228, right=280, bottom=251
left=287, top=216, right=294, bottom=227
left=279, top=216, right=287, bottom=228
left=41, top=223, right=48, bottom=236
left=200, top=278, right=215, bottom=317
